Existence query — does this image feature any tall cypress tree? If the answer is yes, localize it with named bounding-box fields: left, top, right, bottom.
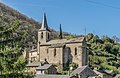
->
left=0, top=16, right=28, bottom=76
left=59, top=24, right=63, bottom=39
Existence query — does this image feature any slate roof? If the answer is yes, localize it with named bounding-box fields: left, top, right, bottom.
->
left=40, top=13, right=50, bottom=31
left=26, top=61, right=45, bottom=67
left=36, top=64, right=52, bottom=70
left=40, top=37, right=85, bottom=45
left=70, top=65, right=97, bottom=77
left=34, top=74, right=70, bottom=78
left=70, top=65, right=87, bottom=75
left=49, top=43, right=65, bottom=48
left=94, top=70, right=113, bottom=75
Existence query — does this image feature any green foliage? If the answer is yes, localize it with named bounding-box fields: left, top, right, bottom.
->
left=100, top=63, right=117, bottom=71
left=69, top=62, right=78, bottom=70
left=0, top=17, right=31, bottom=77
left=61, top=71, right=68, bottom=75
left=86, top=33, right=120, bottom=74
left=0, top=2, right=65, bottom=44
left=0, top=73, right=34, bottom=78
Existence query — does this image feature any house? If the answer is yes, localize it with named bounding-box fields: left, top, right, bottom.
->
left=34, top=66, right=97, bottom=78
left=28, top=49, right=38, bottom=63
left=70, top=66, right=97, bottom=78
left=36, top=64, right=57, bottom=74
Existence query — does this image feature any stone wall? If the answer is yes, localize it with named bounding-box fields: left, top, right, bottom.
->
left=27, top=51, right=38, bottom=63
left=37, top=46, right=64, bottom=71
left=66, top=42, right=87, bottom=67
left=38, top=31, right=51, bottom=44
left=63, top=47, right=72, bottom=69
left=36, top=39, right=88, bottom=71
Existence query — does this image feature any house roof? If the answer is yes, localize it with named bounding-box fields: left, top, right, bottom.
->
left=70, top=65, right=97, bottom=77
left=70, top=65, right=87, bottom=75
left=26, top=61, right=47, bottom=67
left=94, top=70, right=113, bottom=76
left=36, top=64, right=52, bottom=70
left=35, top=74, right=70, bottom=78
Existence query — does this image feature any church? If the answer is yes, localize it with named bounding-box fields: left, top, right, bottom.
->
left=26, top=13, right=89, bottom=71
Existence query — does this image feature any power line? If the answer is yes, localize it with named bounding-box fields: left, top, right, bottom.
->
left=84, top=0, right=120, bottom=10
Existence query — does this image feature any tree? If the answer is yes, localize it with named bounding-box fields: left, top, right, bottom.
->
left=101, top=35, right=114, bottom=43
left=112, top=36, right=120, bottom=43
left=86, top=33, right=120, bottom=73
left=0, top=16, right=28, bottom=76
left=69, top=62, right=78, bottom=70
left=59, top=24, right=63, bottom=39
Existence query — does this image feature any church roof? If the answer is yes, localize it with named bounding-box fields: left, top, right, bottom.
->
left=40, top=37, right=85, bottom=45
left=40, top=13, right=50, bottom=31
left=49, top=43, right=65, bottom=48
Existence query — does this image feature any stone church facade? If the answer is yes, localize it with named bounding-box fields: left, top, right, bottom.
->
left=26, top=13, right=88, bottom=71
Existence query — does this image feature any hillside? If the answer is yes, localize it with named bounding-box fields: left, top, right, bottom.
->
left=86, top=33, right=120, bottom=74
left=2, top=2, right=120, bottom=75
left=0, top=2, right=60, bottom=48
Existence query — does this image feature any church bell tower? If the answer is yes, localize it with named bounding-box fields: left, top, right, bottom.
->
left=38, top=13, right=51, bottom=44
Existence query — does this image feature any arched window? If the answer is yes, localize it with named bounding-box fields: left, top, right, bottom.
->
left=54, top=48, right=56, bottom=57
left=47, top=49, right=49, bottom=54
left=41, top=32, right=43, bottom=39
left=75, top=47, right=77, bottom=55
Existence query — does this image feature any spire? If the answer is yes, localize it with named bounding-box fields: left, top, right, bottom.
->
left=41, top=13, right=49, bottom=30
left=59, top=24, right=63, bottom=39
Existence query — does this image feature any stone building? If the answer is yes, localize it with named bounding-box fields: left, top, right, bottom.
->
left=26, top=61, right=48, bottom=73
left=27, top=13, right=88, bottom=71
left=26, top=61, right=57, bottom=74
left=35, top=66, right=97, bottom=78
left=36, top=64, right=57, bottom=74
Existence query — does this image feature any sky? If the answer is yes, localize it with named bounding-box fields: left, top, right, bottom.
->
left=1, top=0, right=120, bottom=38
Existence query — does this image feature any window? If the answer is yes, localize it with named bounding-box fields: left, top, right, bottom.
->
left=54, top=48, right=56, bottom=57
left=41, top=32, right=43, bottom=39
left=48, top=33, right=49, bottom=39
left=47, top=49, right=49, bottom=54
left=75, top=47, right=77, bottom=55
